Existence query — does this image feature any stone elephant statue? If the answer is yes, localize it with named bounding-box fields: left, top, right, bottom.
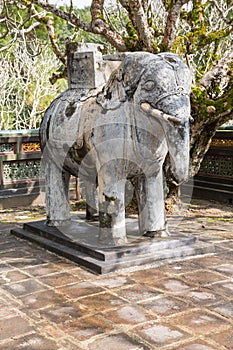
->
left=40, top=51, right=192, bottom=246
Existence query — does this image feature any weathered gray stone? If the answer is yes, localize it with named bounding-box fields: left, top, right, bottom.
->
left=40, top=44, right=192, bottom=246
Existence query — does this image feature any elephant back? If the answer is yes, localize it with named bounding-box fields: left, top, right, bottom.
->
left=40, top=89, right=83, bottom=150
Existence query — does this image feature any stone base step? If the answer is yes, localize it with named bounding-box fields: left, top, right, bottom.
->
left=11, top=219, right=215, bottom=274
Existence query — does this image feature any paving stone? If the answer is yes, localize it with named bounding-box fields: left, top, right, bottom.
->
left=159, top=261, right=202, bottom=275
left=2, top=279, right=48, bottom=297
left=212, top=263, right=233, bottom=276
left=0, top=270, right=30, bottom=284
left=87, top=333, right=150, bottom=350
left=79, top=291, right=127, bottom=311
left=129, top=267, right=168, bottom=283
left=102, top=304, right=155, bottom=325
left=57, top=338, right=83, bottom=350
left=212, top=301, right=233, bottom=318
left=1, top=206, right=233, bottom=348
left=181, top=270, right=227, bottom=286
left=19, top=289, right=67, bottom=310
left=0, top=263, right=12, bottom=273
left=208, top=281, right=233, bottom=298
left=39, top=301, right=88, bottom=324
left=0, top=293, right=21, bottom=307
left=197, top=254, right=233, bottom=268
left=56, top=281, right=104, bottom=299
left=216, top=241, right=233, bottom=250
left=51, top=260, right=78, bottom=271
left=0, top=334, right=58, bottom=350
left=7, top=256, right=48, bottom=268
left=40, top=271, right=81, bottom=287
left=139, top=295, right=191, bottom=315
left=132, top=322, right=190, bottom=347
left=92, top=275, right=134, bottom=289
left=0, top=316, right=34, bottom=341
left=114, top=283, right=161, bottom=302
left=68, top=266, right=96, bottom=280
left=170, top=339, right=221, bottom=350
left=182, top=287, right=225, bottom=307
left=169, top=310, right=231, bottom=335
left=24, top=263, right=60, bottom=277
left=210, top=329, right=233, bottom=349
left=0, top=300, right=19, bottom=318
left=37, top=322, right=66, bottom=339
left=147, top=278, right=192, bottom=293
left=0, top=241, right=24, bottom=251
left=0, top=249, right=32, bottom=261
left=56, top=315, right=114, bottom=341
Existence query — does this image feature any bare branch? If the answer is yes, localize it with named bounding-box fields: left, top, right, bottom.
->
left=22, top=0, right=91, bottom=31
left=208, top=0, right=233, bottom=24
left=162, top=0, right=190, bottom=51
left=21, top=1, right=66, bottom=63
left=128, top=0, right=154, bottom=51
left=90, top=0, right=127, bottom=51
left=20, top=21, right=41, bottom=34
left=200, top=52, right=233, bottom=98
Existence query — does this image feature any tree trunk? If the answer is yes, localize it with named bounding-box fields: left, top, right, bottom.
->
left=165, top=180, right=180, bottom=214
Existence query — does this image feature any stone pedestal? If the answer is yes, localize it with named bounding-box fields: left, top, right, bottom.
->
left=11, top=216, right=215, bottom=274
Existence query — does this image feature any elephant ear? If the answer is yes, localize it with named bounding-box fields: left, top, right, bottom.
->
left=96, top=65, right=126, bottom=110
left=121, top=52, right=150, bottom=98
left=97, top=52, right=152, bottom=110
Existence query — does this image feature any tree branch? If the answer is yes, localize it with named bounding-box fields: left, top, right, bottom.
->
left=90, top=0, right=127, bottom=51
left=200, top=52, right=233, bottom=97
left=161, top=0, right=189, bottom=51
left=208, top=0, right=233, bottom=24
left=21, top=1, right=66, bottom=63
left=128, top=0, right=154, bottom=52
left=22, top=0, right=91, bottom=31
left=20, top=21, right=41, bottom=34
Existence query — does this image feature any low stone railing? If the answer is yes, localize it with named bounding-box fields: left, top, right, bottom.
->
left=0, top=128, right=232, bottom=207
left=0, top=130, right=43, bottom=208
left=0, top=129, right=42, bottom=186
left=194, top=128, right=233, bottom=203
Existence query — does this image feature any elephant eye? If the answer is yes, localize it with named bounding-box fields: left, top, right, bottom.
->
left=143, top=80, right=156, bottom=91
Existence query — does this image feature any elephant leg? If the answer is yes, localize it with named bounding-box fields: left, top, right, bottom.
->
left=134, top=171, right=169, bottom=238
left=45, top=162, right=71, bottom=226
left=85, top=181, right=99, bottom=221
left=98, top=178, right=127, bottom=246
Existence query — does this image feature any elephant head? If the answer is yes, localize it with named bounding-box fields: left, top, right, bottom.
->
left=97, top=52, right=192, bottom=185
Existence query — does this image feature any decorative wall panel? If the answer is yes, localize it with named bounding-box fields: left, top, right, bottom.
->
left=3, top=160, right=42, bottom=183
left=22, top=143, right=41, bottom=153
left=0, top=143, right=15, bottom=154
left=199, top=155, right=233, bottom=178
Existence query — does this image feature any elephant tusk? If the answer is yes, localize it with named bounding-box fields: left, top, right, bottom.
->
left=189, top=115, right=194, bottom=123
left=141, top=102, right=182, bottom=125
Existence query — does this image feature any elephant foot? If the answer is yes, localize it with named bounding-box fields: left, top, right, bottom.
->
left=143, top=229, right=170, bottom=238
left=46, top=218, right=71, bottom=227
left=99, top=227, right=127, bottom=246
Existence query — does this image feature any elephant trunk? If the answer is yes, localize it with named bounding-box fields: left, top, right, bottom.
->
left=141, top=101, right=190, bottom=185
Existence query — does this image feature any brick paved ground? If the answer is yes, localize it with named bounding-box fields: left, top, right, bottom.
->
left=0, top=200, right=232, bottom=349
